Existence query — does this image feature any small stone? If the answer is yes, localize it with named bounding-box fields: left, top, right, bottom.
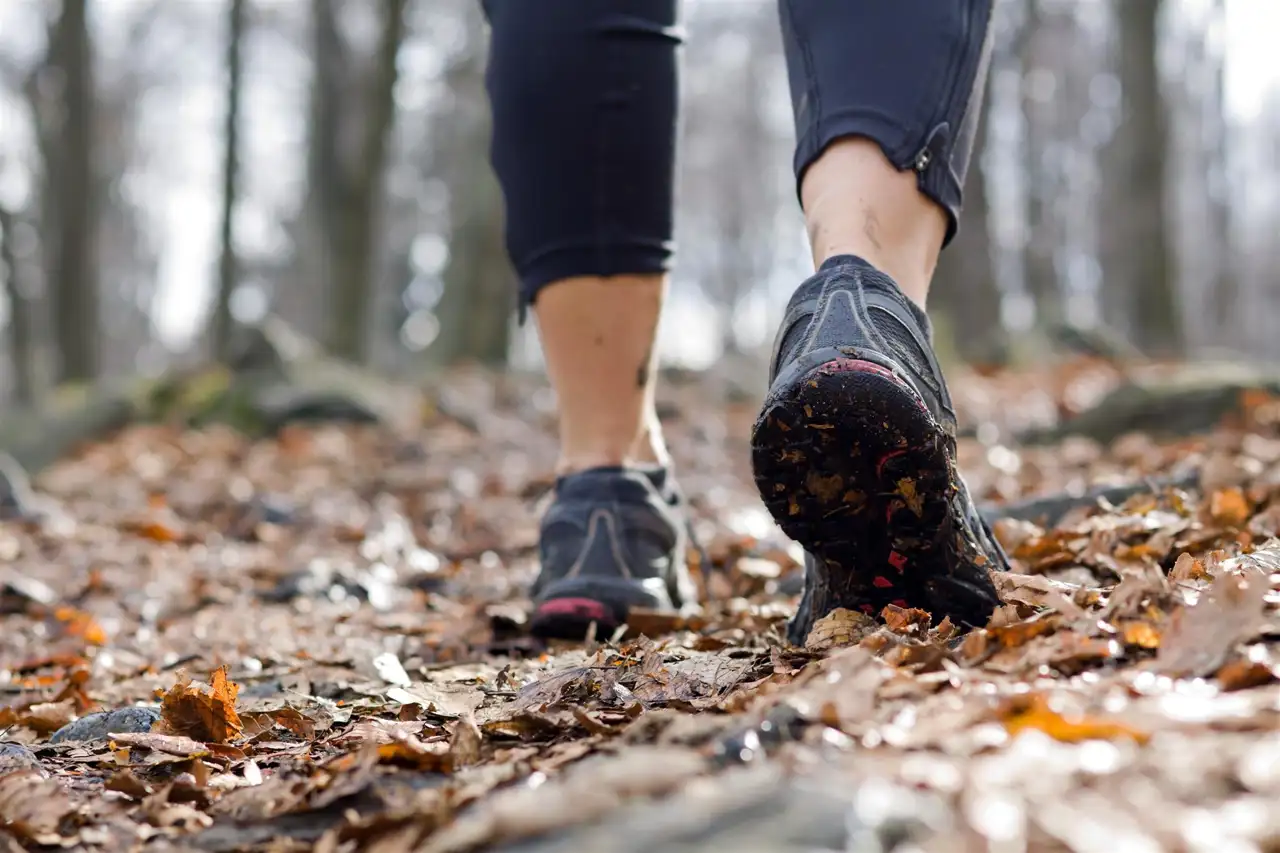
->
left=0, top=742, right=46, bottom=776
left=254, top=495, right=296, bottom=526
left=49, top=706, right=160, bottom=744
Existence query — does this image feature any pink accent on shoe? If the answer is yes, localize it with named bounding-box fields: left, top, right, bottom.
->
left=817, top=358, right=899, bottom=382
left=537, top=598, right=611, bottom=623
left=876, top=449, right=907, bottom=478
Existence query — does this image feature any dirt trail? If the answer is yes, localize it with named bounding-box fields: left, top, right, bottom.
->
left=3, top=363, right=1280, bottom=852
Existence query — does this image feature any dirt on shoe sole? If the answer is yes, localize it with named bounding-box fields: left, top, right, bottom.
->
left=751, top=357, right=1000, bottom=629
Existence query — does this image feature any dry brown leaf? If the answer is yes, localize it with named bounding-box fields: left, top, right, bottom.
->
left=993, top=573, right=1090, bottom=619
left=622, top=608, right=703, bottom=638
left=376, top=734, right=451, bottom=770
left=1169, top=552, right=1210, bottom=582
left=448, top=715, right=483, bottom=769
left=0, top=770, right=75, bottom=843
left=155, top=666, right=243, bottom=744
left=881, top=605, right=932, bottom=635
left=104, top=769, right=153, bottom=800
left=111, top=731, right=211, bottom=757
left=1154, top=559, right=1270, bottom=677
left=1216, top=659, right=1279, bottom=692
left=1001, top=694, right=1149, bottom=744
left=804, top=608, right=875, bottom=652
left=12, top=701, right=76, bottom=735
left=989, top=614, right=1061, bottom=649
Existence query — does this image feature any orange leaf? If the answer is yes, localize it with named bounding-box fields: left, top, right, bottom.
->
left=881, top=605, right=931, bottom=635
left=53, top=608, right=107, bottom=646
left=124, top=518, right=185, bottom=543
left=1216, top=659, right=1279, bottom=692
left=156, top=667, right=243, bottom=744
left=1001, top=694, right=1148, bottom=744
left=1120, top=622, right=1162, bottom=649
left=990, top=615, right=1059, bottom=649
left=1208, top=488, right=1250, bottom=527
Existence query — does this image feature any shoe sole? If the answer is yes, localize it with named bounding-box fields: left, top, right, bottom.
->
left=528, top=577, right=669, bottom=640
left=529, top=597, right=620, bottom=640
left=751, top=357, right=998, bottom=629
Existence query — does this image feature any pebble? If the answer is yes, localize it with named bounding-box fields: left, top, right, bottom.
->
left=0, top=742, right=46, bottom=776
left=49, top=707, right=160, bottom=744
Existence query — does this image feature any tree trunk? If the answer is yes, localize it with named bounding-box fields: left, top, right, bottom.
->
left=429, top=8, right=513, bottom=367
left=212, top=0, right=248, bottom=360
left=432, top=151, right=513, bottom=366
left=1206, top=0, right=1236, bottom=342
left=931, top=65, right=1004, bottom=366
left=0, top=206, right=36, bottom=404
left=50, top=0, right=99, bottom=383
left=1019, top=0, right=1060, bottom=328
left=325, top=0, right=408, bottom=364
left=1101, top=0, right=1180, bottom=355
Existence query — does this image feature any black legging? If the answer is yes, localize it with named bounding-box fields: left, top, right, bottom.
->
left=482, top=0, right=994, bottom=312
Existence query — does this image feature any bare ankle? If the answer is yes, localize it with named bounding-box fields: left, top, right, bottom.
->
left=801, top=137, right=947, bottom=307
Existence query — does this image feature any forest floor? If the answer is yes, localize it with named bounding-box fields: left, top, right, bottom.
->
left=3, top=359, right=1280, bottom=852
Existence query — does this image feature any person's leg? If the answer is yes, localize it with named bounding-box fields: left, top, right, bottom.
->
left=483, top=0, right=694, bottom=637
left=485, top=0, right=679, bottom=476
left=757, top=0, right=1008, bottom=644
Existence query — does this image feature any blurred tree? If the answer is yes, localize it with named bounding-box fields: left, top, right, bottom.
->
left=212, top=0, right=247, bottom=360
left=35, top=0, right=100, bottom=382
left=0, top=204, right=36, bottom=404
left=932, top=68, right=1005, bottom=366
left=428, top=4, right=513, bottom=367
left=321, top=0, right=408, bottom=364
left=690, top=5, right=786, bottom=357
left=1019, top=0, right=1060, bottom=327
left=1100, top=0, right=1181, bottom=354
left=1204, top=0, right=1236, bottom=341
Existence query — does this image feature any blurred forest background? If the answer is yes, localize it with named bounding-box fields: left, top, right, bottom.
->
left=0, top=0, right=1275, bottom=406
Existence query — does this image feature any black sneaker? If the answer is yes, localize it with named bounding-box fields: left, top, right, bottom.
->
left=530, top=465, right=696, bottom=639
left=751, top=255, right=1006, bottom=645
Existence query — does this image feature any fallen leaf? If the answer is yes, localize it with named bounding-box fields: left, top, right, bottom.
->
left=0, top=769, right=74, bottom=843
left=52, top=606, right=107, bottom=646
left=373, top=652, right=412, bottom=687
left=1119, top=621, right=1162, bottom=649
left=386, top=682, right=483, bottom=718
left=1208, top=487, right=1251, bottom=527
left=993, top=572, right=1091, bottom=618
left=10, top=701, right=75, bottom=735
left=804, top=608, right=876, bottom=652
left=448, top=715, right=483, bottom=769
left=1153, top=560, right=1270, bottom=677
left=1169, top=552, right=1210, bottom=582
left=155, top=667, right=243, bottom=744
left=111, top=731, right=211, bottom=757
left=882, top=605, right=932, bottom=635
left=1001, top=694, right=1149, bottom=744
left=623, top=608, right=702, bottom=638
left=376, top=733, right=451, bottom=770
left=990, top=614, right=1061, bottom=649
left=105, top=770, right=153, bottom=800
left=1216, top=659, right=1278, bottom=691
left=122, top=515, right=187, bottom=543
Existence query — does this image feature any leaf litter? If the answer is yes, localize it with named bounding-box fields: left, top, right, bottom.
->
left=2, top=362, right=1280, bottom=850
